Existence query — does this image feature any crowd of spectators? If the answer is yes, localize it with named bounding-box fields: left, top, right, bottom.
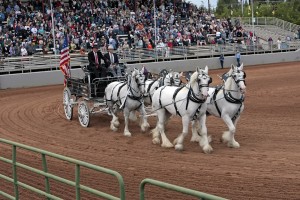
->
left=0, top=0, right=251, bottom=58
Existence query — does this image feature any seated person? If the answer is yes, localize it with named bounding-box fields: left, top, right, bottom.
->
left=104, top=45, right=122, bottom=77
left=87, top=43, right=108, bottom=81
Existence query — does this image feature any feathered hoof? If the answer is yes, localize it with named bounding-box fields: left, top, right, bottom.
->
left=222, top=131, right=231, bottom=143
left=141, top=122, right=150, bottom=132
left=152, top=137, right=160, bottom=145
left=124, top=131, right=132, bottom=137
left=110, top=123, right=118, bottom=132
left=161, top=142, right=174, bottom=148
left=190, top=135, right=201, bottom=143
left=175, top=144, right=183, bottom=151
left=113, top=120, right=120, bottom=128
left=202, top=145, right=213, bottom=154
left=173, top=138, right=178, bottom=145
left=227, top=141, right=240, bottom=148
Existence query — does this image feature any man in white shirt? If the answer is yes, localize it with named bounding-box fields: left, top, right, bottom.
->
left=104, top=45, right=121, bottom=77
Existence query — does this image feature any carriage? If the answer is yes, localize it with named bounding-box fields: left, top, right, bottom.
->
left=62, top=64, right=127, bottom=127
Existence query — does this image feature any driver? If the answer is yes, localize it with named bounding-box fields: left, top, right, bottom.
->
left=87, top=43, right=108, bottom=80
left=104, top=45, right=122, bottom=76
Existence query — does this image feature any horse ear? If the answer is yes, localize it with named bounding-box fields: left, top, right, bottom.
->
left=231, top=64, right=235, bottom=70
left=239, top=63, right=244, bottom=70
left=204, top=66, right=208, bottom=74
left=196, top=66, right=201, bottom=73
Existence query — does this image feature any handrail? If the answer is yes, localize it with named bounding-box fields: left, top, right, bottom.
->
left=139, top=178, right=227, bottom=200
left=0, top=138, right=126, bottom=200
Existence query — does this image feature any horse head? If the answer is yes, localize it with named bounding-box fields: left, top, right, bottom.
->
left=229, top=63, right=246, bottom=94
left=172, top=72, right=182, bottom=86
left=132, top=68, right=146, bottom=94
left=190, top=66, right=212, bottom=98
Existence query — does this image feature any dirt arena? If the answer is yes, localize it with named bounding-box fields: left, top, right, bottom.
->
left=0, top=62, right=299, bottom=200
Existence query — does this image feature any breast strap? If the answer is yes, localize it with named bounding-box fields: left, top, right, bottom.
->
left=172, top=86, right=184, bottom=117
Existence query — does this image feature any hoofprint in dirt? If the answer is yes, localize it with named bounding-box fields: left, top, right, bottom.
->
left=0, top=62, right=299, bottom=200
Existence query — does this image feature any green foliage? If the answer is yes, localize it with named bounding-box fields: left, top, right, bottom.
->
left=215, top=0, right=300, bottom=25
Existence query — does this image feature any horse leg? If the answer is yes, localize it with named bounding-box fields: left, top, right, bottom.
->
left=151, top=109, right=173, bottom=147
left=123, top=108, right=132, bottom=137
left=139, top=105, right=150, bottom=132
left=174, top=115, right=190, bottom=151
left=190, top=120, right=201, bottom=142
left=198, top=114, right=213, bottom=154
left=129, top=111, right=138, bottom=122
left=221, top=115, right=240, bottom=148
left=109, top=108, right=119, bottom=132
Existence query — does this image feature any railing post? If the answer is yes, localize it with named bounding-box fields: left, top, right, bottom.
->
left=75, top=164, right=81, bottom=200
left=42, top=154, right=51, bottom=200
left=12, top=145, right=19, bottom=200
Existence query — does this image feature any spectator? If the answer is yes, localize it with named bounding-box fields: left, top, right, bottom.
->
left=235, top=51, right=241, bottom=67
left=219, top=54, right=224, bottom=69
left=277, top=37, right=282, bottom=50
left=268, top=37, right=273, bottom=50
left=20, top=45, right=28, bottom=56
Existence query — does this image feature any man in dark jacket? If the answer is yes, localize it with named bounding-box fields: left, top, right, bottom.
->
left=87, top=43, right=108, bottom=79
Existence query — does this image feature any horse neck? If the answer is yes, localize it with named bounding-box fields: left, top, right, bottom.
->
left=224, top=77, right=242, bottom=98
left=128, top=76, right=140, bottom=96
left=188, top=80, right=200, bottom=96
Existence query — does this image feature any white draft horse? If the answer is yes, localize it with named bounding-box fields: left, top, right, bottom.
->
left=151, top=66, right=213, bottom=153
left=105, top=69, right=149, bottom=136
left=144, top=70, right=182, bottom=106
left=193, top=64, right=246, bottom=148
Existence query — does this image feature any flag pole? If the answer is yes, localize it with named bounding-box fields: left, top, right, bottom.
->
left=50, top=0, right=56, bottom=56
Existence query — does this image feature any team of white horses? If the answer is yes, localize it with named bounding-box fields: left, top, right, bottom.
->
left=104, top=64, right=247, bottom=153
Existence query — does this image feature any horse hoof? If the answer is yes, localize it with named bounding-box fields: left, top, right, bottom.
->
left=190, top=136, right=200, bottom=143
left=203, top=145, right=213, bottom=154
left=228, top=141, right=240, bottom=148
left=175, top=144, right=183, bottom=151
left=110, top=124, right=118, bottom=132
left=141, top=123, right=150, bottom=132
left=152, top=138, right=160, bottom=145
left=113, top=121, right=120, bottom=127
left=124, top=131, right=132, bottom=137
left=161, top=142, right=174, bottom=148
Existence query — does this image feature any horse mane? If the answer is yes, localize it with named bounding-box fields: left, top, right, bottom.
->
left=189, top=71, right=199, bottom=86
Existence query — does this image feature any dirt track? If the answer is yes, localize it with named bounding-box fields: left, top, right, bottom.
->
left=0, top=62, right=300, bottom=200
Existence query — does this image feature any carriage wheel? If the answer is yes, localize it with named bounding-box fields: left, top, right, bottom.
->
left=63, top=87, right=73, bottom=120
left=78, top=101, right=90, bottom=127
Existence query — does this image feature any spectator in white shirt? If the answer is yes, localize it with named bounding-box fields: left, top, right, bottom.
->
left=21, top=45, right=28, bottom=56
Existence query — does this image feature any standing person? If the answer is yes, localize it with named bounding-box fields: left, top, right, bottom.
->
left=104, top=45, right=121, bottom=77
left=219, top=54, right=224, bottom=69
left=87, top=43, right=108, bottom=80
left=235, top=51, right=241, bottom=67
left=277, top=37, right=282, bottom=50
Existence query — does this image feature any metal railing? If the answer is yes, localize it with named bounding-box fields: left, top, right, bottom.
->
left=239, top=17, right=300, bottom=33
left=0, top=138, right=126, bottom=200
left=139, top=178, right=227, bottom=200
left=1, top=42, right=300, bottom=75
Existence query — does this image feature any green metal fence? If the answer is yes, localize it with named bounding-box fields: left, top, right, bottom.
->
left=0, top=138, right=227, bottom=200
left=0, top=138, right=125, bottom=200
left=139, top=178, right=227, bottom=200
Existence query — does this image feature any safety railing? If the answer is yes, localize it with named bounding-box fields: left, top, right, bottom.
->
left=139, top=178, right=227, bottom=200
left=239, top=17, right=300, bottom=33
left=0, top=138, right=126, bottom=200
left=1, top=42, right=299, bottom=75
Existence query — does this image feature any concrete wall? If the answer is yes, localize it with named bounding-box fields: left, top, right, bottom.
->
left=1, top=51, right=299, bottom=89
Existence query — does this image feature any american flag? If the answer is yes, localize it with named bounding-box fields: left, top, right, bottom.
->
left=59, top=35, right=70, bottom=86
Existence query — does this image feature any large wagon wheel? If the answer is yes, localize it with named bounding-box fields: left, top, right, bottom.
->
left=63, top=87, right=73, bottom=120
left=78, top=101, right=90, bottom=127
